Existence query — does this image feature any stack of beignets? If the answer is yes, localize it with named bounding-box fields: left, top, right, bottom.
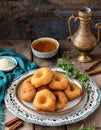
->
left=20, top=67, right=82, bottom=112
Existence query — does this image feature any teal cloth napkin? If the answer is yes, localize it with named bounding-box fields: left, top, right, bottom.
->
left=0, top=48, right=39, bottom=129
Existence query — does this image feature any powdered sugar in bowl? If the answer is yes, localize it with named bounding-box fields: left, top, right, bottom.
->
left=0, top=56, right=17, bottom=72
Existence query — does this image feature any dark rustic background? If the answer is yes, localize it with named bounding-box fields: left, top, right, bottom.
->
left=0, top=0, right=101, bottom=40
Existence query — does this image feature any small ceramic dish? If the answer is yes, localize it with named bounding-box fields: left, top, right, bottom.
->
left=31, top=37, right=59, bottom=58
left=0, top=56, right=17, bottom=72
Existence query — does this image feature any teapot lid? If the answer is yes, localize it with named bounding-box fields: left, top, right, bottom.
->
left=79, top=7, right=92, bottom=19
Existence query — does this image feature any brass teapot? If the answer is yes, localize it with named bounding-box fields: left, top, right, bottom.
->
left=68, top=7, right=101, bottom=62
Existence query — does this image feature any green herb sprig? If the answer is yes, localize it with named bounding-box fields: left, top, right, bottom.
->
left=77, top=123, right=97, bottom=130
left=57, top=58, right=90, bottom=86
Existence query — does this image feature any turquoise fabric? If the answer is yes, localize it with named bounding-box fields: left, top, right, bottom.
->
left=0, top=48, right=39, bottom=129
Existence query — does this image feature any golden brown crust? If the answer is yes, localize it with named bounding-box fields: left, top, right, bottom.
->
left=64, top=82, right=82, bottom=101
left=20, top=82, right=36, bottom=102
left=33, top=89, right=56, bottom=112
left=20, top=68, right=82, bottom=112
left=36, top=85, right=52, bottom=92
left=22, top=76, right=32, bottom=84
left=53, top=91, right=68, bottom=110
left=31, top=67, right=53, bottom=88
left=49, top=72, right=68, bottom=90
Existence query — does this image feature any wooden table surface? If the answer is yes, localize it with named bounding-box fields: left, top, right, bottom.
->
left=0, top=39, right=101, bottom=130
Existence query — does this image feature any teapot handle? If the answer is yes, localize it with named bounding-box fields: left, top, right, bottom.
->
left=95, top=22, right=101, bottom=43
left=67, top=15, right=79, bottom=40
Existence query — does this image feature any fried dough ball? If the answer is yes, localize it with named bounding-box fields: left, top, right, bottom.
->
left=49, top=72, right=68, bottom=90
left=64, top=82, right=82, bottom=101
left=20, top=82, right=36, bottom=102
left=53, top=91, right=68, bottom=110
left=33, top=89, right=56, bottom=112
left=36, top=85, right=52, bottom=92
left=22, top=76, right=32, bottom=84
left=31, top=67, right=53, bottom=88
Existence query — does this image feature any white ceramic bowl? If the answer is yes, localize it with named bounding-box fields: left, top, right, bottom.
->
left=0, top=56, right=17, bottom=72
left=31, top=37, right=59, bottom=58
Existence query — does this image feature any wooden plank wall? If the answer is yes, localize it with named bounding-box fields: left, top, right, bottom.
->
left=0, top=0, right=101, bottom=40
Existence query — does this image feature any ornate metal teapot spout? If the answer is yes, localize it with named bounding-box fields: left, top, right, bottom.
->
left=68, top=7, right=101, bottom=62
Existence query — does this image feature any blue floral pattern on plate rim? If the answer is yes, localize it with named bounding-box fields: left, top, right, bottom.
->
left=4, top=68, right=101, bottom=126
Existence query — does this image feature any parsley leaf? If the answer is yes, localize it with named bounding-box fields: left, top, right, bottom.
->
left=57, top=58, right=90, bottom=86
left=77, top=123, right=96, bottom=130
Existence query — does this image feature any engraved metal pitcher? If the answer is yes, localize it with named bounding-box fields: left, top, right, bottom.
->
left=68, top=7, right=101, bottom=62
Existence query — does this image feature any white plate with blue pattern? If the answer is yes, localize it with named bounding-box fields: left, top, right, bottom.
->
left=5, top=68, right=101, bottom=126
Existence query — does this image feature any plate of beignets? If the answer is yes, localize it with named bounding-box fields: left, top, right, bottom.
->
left=15, top=67, right=86, bottom=114
left=5, top=67, right=101, bottom=126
